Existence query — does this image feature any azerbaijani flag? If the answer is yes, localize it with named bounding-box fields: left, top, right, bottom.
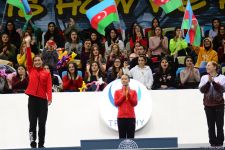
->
left=152, top=0, right=182, bottom=14
left=86, top=0, right=120, bottom=35
left=181, top=0, right=201, bottom=46
left=7, top=0, right=32, bottom=21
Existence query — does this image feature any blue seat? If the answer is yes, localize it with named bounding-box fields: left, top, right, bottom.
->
left=62, top=70, right=82, bottom=78
left=176, top=67, right=185, bottom=77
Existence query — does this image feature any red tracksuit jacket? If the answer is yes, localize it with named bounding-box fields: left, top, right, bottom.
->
left=25, top=47, right=52, bottom=101
left=114, top=88, right=138, bottom=118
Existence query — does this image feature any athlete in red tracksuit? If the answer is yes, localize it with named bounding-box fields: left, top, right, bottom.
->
left=114, top=74, right=138, bottom=139
left=24, top=36, right=52, bottom=148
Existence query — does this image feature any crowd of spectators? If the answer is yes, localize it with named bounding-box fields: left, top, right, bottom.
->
left=0, top=17, right=225, bottom=93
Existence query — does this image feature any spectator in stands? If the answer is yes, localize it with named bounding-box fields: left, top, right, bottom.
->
left=64, top=18, right=80, bottom=41
left=114, top=74, right=137, bottom=139
left=44, top=22, right=64, bottom=48
left=90, top=30, right=104, bottom=55
left=209, top=18, right=221, bottom=40
left=149, top=26, right=168, bottom=57
left=65, top=29, right=82, bottom=57
left=22, top=31, right=39, bottom=55
left=128, top=41, right=140, bottom=62
left=129, top=45, right=153, bottom=70
left=105, top=28, right=124, bottom=56
left=44, top=64, right=62, bottom=92
left=107, top=58, right=123, bottom=84
left=22, top=20, right=42, bottom=52
left=149, top=17, right=160, bottom=37
left=85, top=61, right=105, bottom=91
left=169, top=27, right=188, bottom=58
left=122, top=58, right=130, bottom=77
left=129, top=24, right=148, bottom=50
left=130, top=55, right=153, bottom=89
left=3, top=20, right=21, bottom=49
left=125, top=22, right=138, bottom=52
left=81, top=39, right=92, bottom=77
left=213, top=25, right=225, bottom=52
left=0, top=33, right=16, bottom=65
left=0, top=66, right=9, bottom=93
left=152, top=57, right=176, bottom=89
left=62, top=62, right=83, bottom=92
left=199, top=61, right=225, bottom=147
left=194, top=38, right=218, bottom=68
left=179, top=56, right=200, bottom=89
left=89, top=45, right=106, bottom=74
left=11, top=65, right=28, bottom=93
left=24, top=36, right=52, bottom=148
left=42, top=40, right=58, bottom=71
left=17, top=41, right=35, bottom=68
left=106, top=43, right=125, bottom=70
left=217, top=38, right=225, bottom=66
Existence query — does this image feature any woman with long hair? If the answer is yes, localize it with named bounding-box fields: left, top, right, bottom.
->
left=44, top=22, right=65, bottom=48
left=149, top=17, right=160, bottom=37
left=209, top=18, right=221, bottom=40
left=0, top=33, right=16, bottom=64
left=11, top=65, right=29, bottom=93
left=169, top=27, right=188, bottom=58
left=129, top=24, right=148, bottom=49
left=199, top=61, right=225, bottom=147
left=107, top=57, right=123, bottom=84
left=62, top=61, right=83, bottom=92
left=17, top=41, right=35, bottom=67
left=180, top=56, right=200, bottom=89
left=3, top=20, right=21, bottom=49
left=149, top=26, right=168, bottom=57
left=152, top=57, right=176, bottom=89
left=106, top=43, right=125, bottom=70
left=86, top=61, right=105, bottom=91
left=89, top=45, right=106, bottom=74
left=24, top=36, right=52, bottom=148
left=105, top=28, right=124, bottom=56
left=65, top=29, right=82, bottom=56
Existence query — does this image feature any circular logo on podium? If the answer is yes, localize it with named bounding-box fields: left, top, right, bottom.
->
left=118, top=139, right=138, bottom=149
left=99, top=79, right=152, bottom=131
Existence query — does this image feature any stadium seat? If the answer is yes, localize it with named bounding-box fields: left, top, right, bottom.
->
left=62, top=70, right=82, bottom=78
left=222, top=67, right=225, bottom=75
left=177, top=56, right=186, bottom=65
left=176, top=67, right=185, bottom=77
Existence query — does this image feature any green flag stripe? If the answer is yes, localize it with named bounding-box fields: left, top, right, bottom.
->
left=161, top=0, right=182, bottom=13
left=97, top=13, right=119, bottom=35
left=193, top=25, right=201, bottom=46
left=181, top=20, right=190, bottom=29
left=7, top=0, right=32, bottom=21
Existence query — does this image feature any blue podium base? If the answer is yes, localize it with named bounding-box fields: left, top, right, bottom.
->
left=81, top=137, right=178, bottom=150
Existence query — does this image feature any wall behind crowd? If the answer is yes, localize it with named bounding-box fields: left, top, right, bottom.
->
left=0, top=0, right=224, bottom=31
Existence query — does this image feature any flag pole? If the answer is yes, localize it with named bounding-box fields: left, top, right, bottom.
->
left=1, top=0, right=8, bottom=25
left=113, top=0, right=124, bottom=41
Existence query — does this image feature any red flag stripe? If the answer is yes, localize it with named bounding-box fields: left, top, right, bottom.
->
left=189, top=15, right=198, bottom=44
left=90, top=5, right=117, bottom=30
left=153, top=0, right=170, bottom=6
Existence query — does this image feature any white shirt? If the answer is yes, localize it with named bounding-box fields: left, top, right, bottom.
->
left=129, top=65, right=153, bottom=89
